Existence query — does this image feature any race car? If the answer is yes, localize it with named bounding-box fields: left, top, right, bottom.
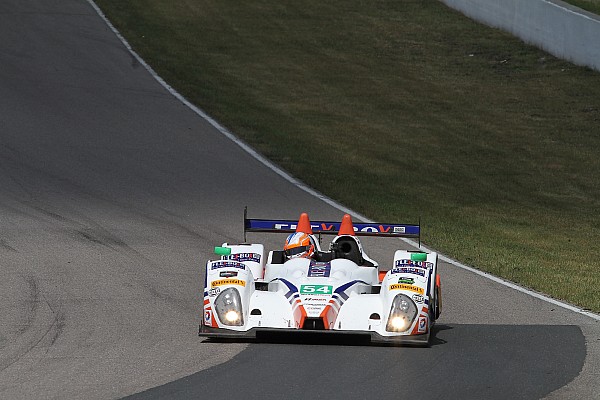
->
left=199, top=210, right=442, bottom=345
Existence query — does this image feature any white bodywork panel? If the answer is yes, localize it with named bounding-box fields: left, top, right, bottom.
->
left=202, top=244, right=439, bottom=344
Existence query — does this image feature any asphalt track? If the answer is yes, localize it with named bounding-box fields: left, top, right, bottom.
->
left=0, top=0, right=598, bottom=399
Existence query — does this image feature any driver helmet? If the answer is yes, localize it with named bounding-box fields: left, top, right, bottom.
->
left=330, top=234, right=364, bottom=254
left=284, top=232, right=316, bottom=259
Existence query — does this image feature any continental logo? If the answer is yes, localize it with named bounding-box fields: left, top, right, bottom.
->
left=389, top=284, right=424, bottom=294
left=211, top=279, right=246, bottom=287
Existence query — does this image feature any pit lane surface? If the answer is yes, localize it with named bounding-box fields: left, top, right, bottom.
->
left=0, top=0, right=598, bottom=399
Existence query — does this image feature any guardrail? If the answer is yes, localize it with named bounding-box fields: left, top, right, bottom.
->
left=441, top=0, right=600, bottom=72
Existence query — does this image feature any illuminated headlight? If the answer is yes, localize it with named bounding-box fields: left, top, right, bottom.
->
left=225, top=310, right=241, bottom=323
left=389, top=316, right=409, bottom=331
left=214, top=287, right=244, bottom=326
left=386, top=294, right=417, bottom=332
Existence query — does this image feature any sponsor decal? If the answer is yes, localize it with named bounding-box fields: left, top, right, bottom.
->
left=354, top=225, right=405, bottom=234
left=226, top=253, right=261, bottom=263
left=209, top=287, right=220, bottom=297
left=308, top=261, right=331, bottom=277
left=269, top=222, right=411, bottom=234
left=418, top=316, right=427, bottom=333
left=394, top=260, right=433, bottom=269
left=389, top=284, right=424, bottom=294
left=211, top=261, right=246, bottom=270
left=219, top=270, right=238, bottom=278
left=300, top=284, right=333, bottom=295
left=412, top=294, right=425, bottom=304
left=211, top=279, right=246, bottom=287
left=302, top=297, right=329, bottom=302
left=274, top=223, right=297, bottom=230
left=204, top=310, right=211, bottom=323
left=391, top=266, right=426, bottom=277
left=397, top=277, right=415, bottom=285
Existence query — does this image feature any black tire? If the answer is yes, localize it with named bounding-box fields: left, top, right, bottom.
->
left=434, top=284, right=442, bottom=320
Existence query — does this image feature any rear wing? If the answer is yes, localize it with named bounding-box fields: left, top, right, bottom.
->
left=243, top=208, right=420, bottom=245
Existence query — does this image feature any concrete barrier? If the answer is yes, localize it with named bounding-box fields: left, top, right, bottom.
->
left=440, top=0, right=600, bottom=71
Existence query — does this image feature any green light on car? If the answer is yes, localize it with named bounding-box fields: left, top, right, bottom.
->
left=215, top=246, right=232, bottom=256
left=411, top=252, right=427, bottom=262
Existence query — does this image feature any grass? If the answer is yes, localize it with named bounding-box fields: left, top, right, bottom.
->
left=566, top=0, right=600, bottom=15
left=93, top=0, right=600, bottom=312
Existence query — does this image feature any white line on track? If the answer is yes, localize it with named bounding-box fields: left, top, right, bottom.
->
left=87, top=0, right=600, bottom=322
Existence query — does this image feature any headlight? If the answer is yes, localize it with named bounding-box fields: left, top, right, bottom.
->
left=386, top=294, right=417, bottom=332
left=214, top=287, right=244, bottom=326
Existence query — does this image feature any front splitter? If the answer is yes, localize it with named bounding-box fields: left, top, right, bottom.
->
left=199, top=324, right=430, bottom=346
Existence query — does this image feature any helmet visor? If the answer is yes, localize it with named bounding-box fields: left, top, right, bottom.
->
left=285, top=245, right=310, bottom=258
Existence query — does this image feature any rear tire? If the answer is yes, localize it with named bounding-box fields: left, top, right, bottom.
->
left=434, top=284, right=442, bottom=320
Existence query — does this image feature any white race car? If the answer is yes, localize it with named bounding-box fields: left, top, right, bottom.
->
left=199, top=211, right=442, bottom=346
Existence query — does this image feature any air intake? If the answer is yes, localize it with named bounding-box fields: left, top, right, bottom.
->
left=302, top=318, right=325, bottom=330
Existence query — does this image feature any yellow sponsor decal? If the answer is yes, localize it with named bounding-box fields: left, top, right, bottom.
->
left=389, top=284, right=424, bottom=294
left=212, top=279, right=246, bottom=287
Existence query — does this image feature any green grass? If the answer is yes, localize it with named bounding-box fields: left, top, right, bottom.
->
left=566, top=0, right=600, bottom=15
left=94, top=0, right=600, bottom=312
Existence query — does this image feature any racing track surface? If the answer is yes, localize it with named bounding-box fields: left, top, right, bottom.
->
left=0, top=0, right=598, bottom=399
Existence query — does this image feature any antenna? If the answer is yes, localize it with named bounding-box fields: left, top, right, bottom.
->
left=418, top=216, right=421, bottom=248
left=243, top=206, right=248, bottom=243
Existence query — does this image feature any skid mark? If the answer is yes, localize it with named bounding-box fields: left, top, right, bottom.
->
left=0, top=276, right=62, bottom=374
left=0, top=239, right=17, bottom=252
left=16, top=277, right=40, bottom=336
left=76, top=227, right=128, bottom=249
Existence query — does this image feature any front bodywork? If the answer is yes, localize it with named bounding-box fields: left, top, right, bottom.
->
left=200, top=242, right=440, bottom=346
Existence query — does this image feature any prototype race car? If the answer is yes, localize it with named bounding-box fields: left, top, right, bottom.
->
left=199, top=210, right=442, bottom=345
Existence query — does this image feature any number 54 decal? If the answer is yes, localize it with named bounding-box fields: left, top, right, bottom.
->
left=300, top=284, right=333, bottom=295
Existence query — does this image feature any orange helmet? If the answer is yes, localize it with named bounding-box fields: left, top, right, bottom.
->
left=284, top=232, right=315, bottom=259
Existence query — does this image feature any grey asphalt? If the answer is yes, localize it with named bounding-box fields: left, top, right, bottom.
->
left=0, top=0, right=598, bottom=399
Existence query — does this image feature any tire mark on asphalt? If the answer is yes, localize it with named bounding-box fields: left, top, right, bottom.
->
left=15, top=277, right=39, bottom=336
left=0, top=276, right=63, bottom=373
left=76, top=227, right=129, bottom=249
left=0, top=239, right=17, bottom=252
left=39, top=293, right=65, bottom=354
left=5, top=194, right=204, bottom=318
left=145, top=286, right=195, bottom=314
